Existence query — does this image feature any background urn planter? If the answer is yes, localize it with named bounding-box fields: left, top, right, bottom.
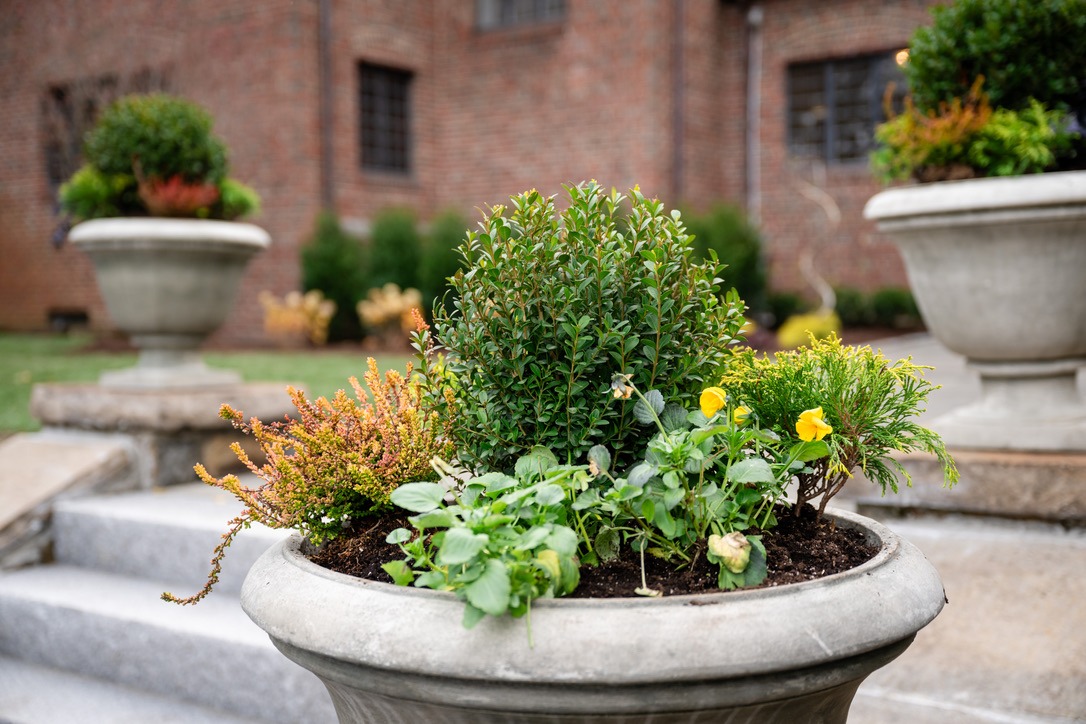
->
left=864, top=170, right=1086, bottom=453
left=69, top=217, right=270, bottom=390
left=241, top=509, right=945, bottom=724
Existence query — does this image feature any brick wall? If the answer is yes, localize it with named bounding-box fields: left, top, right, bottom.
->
left=0, top=0, right=940, bottom=343
left=754, top=0, right=941, bottom=300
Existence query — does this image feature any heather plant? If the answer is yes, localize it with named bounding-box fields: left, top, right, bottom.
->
left=716, top=334, right=958, bottom=517
left=59, top=93, right=260, bottom=221
left=162, top=334, right=454, bottom=606
left=431, top=182, right=746, bottom=473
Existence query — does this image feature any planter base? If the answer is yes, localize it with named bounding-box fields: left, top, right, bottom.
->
left=99, top=350, right=244, bottom=390
left=276, top=636, right=912, bottom=724
left=930, top=359, right=1086, bottom=453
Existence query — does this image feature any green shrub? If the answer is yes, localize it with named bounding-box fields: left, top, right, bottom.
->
left=431, top=182, right=746, bottom=472
left=904, top=0, right=1086, bottom=116
left=871, top=288, right=922, bottom=329
left=301, top=212, right=369, bottom=342
left=84, top=93, right=227, bottom=183
left=420, top=209, right=468, bottom=318
left=58, top=93, right=259, bottom=220
left=683, top=204, right=766, bottom=314
left=833, top=287, right=873, bottom=328
left=369, top=208, right=422, bottom=290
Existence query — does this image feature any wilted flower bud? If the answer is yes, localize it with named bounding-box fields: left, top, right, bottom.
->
left=708, top=532, right=751, bottom=574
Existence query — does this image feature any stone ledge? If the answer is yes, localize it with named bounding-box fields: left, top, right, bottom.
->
left=845, top=449, right=1086, bottom=525
left=30, top=381, right=296, bottom=433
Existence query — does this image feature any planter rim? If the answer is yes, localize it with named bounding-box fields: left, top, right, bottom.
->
left=68, top=217, right=270, bottom=249
left=864, top=169, right=1086, bottom=223
left=241, top=508, right=945, bottom=684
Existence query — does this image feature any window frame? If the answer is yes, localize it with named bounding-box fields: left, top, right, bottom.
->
left=475, top=0, right=565, bottom=31
left=358, top=61, right=414, bottom=175
left=786, top=51, right=906, bottom=165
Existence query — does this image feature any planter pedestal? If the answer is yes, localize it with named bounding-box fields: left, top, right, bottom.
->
left=242, top=510, right=945, bottom=724
left=68, top=218, right=270, bottom=390
left=864, top=171, right=1086, bottom=453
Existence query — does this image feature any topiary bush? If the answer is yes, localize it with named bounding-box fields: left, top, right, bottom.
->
left=430, top=182, right=747, bottom=472
left=904, top=0, right=1086, bottom=117
left=301, top=212, right=369, bottom=342
left=683, top=204, right=767, bottom=315
left=59, top=93, right=260, bottom=221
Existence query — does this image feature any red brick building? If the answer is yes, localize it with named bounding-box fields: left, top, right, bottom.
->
left=0, top=0, right=940, bottom=344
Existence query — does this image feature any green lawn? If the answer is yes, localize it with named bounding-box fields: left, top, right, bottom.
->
left=0, top=333, right=411, bottom=434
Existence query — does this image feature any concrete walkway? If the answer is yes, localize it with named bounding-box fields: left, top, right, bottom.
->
left=838, top=334, right=1086, bottom=723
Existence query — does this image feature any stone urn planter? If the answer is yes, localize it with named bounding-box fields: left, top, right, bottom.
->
left=69, top=217, right=270, bottom=390
left=864, top=171, right=1086, bottom=452
left=241, top=509, right=945, bottom=724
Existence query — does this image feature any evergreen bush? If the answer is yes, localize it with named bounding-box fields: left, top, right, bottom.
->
left=683, top=204, right=766, bottom=314
left=431, top=182, right=746, bottom=472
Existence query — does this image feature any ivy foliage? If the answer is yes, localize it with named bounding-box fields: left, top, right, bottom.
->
left=432, top=182, right=746, bottom=473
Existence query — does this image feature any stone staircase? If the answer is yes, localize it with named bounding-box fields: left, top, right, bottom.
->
left=0, top=482, right=337, bottom=724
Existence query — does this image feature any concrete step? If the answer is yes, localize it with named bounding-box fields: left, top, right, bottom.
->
left=53, top=481, right=288, bottom=596
left=0, top=564, right=335, bottom=724
left=0, top=655, right=262, bottom=724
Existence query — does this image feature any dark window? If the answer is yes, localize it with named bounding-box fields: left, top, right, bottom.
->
left=40, top=68, right=171, bottom=193
left=359, top=63, right=413, bottom=174
left=787, top=52, right=907, bottom=163
left=476, top=0, right=565, bottom=30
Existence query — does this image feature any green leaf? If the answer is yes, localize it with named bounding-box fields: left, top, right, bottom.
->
left=515, top=446, right=559, bottom=479
left=544, top=525, right=579, bottom=556
left=587, top=444, right=611, bottom=474
left=715, top=536, right=767, bottom=590
left=465, top=559, right=512, bottom=616
left=385, top=527, right=413, bottom=545
left=728, top=458, right=776, bottom=484
left=390, top=482, right=446, bottom=513
left=516, top=525, right=551, bottom=551
left=533, top=483, right=565, bottom=506
left=634, top=389, right=665, bottom=424
left=595, top=527, right=621, bottom=561
left=436, top=528, right=490, bottom=565
left=661, top=403, right=688, bottom=432
left=381, top=560, right=415, bottom=586
left=572, top=488, right=601, bottom=510
left=415, top=570, right=447, bottom=589
left=628, top=462, right=657, bottom=487
left=790, top=440, right=830, bottom=463
left=409, top=510, right=454, bottom=530
left=662, top=486, right=685, bottom=510
left=461, top=603, right=488, bottom=629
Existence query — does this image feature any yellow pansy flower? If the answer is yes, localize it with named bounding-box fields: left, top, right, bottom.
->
left=733, top=405, right=751, bottom=425
left=796, top=407, right=833, bottom=442
left=700, top=387, right=727, bottom=418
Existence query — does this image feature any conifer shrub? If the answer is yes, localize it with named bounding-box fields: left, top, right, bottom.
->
left=430, top=182, right=746, bottom=473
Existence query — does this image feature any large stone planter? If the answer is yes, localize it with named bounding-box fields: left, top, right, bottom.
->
left=69, top=218, right=270, bottom=390
left=864, top=171, right=1086, bottom=452
left=241, top=509, right=944, bottom=723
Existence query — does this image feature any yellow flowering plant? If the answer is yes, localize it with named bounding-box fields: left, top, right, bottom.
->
left=717, top=333, right=958, bottom=517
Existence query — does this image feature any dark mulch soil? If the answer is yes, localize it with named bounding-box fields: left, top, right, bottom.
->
left=308, top=505, right=878, bottom=598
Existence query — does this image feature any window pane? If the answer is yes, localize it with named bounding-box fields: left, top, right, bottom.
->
left=359, top=63, right=412, bottom=173
left=786, top=51, right=906, bottom=163
left=476, top=0, right=565, bottom=29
